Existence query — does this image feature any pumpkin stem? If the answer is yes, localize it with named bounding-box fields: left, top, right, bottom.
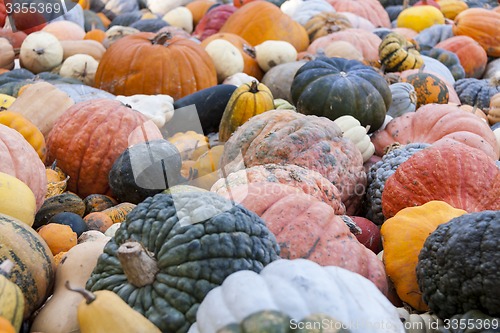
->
left=33, top=48, right=45, bottom=55
left=384, top=142, right=401, bottom=154
left=50, top=160, right=58, bottom=170
left=0, top=259, right=14, bottom=276
left=151, top=32, right=173, bottom=46
left=243, top=44, right=256, bottom=59
left=249, top=80, right=259, bottom=93
left=65, top=281, right=97, bottom=304
left=340, top=216, right=362, bottom=235
left=117, top=241, right=158, bottom=287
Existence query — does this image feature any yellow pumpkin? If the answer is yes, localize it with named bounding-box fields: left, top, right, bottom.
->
left=167, top=131, right=209, bottom=161
left=218, top=81, right=274, bottom=142
left=437, top=0, right=468, bottom=20
left=381, top=201, right=466, bottom=311
left=397, top=5, right=445, bottom=32
left=189, top=145, right=225, bottom=190
left=0, top=172, right=37, bottom=226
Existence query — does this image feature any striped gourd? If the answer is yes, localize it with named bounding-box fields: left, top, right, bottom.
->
left=0, top=214, right=55, bottom=319
left=0, top=260, right=24, bottom=332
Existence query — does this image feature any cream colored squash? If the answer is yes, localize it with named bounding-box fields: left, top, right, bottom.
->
left=19, top=32, right=64, bottom=74
left=0, top=38, right=15, bottom=70
left=322, top=40, right=364, bottom=61
left=59, top=54, right=99, bottom=86
left=333, top=115, right=374, bottom=162
left=60, top=40, right=106, bottom=61
left=115, top=94, right=174, bottom=128
left=162, top=6, right=193, bottom=33
left=255, top=40, right=298, bottom=72
left=204, top=39, right=244, bottom=83
left=102, top=26, right=141, bottom=49
left=77, top=230, right=107, bottom=243
left=222, top=73, right=259, bottom=87
left=0, top=171, right=36, bottom=226
left=30, top=237, right=111, bottom=333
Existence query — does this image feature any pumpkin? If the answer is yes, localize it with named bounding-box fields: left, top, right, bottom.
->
left=437, top=0, right=469, bottom=19
left=453, top=75, right=500, bottom=111
left=0, top=39, right=14, bottom=71
left=41, top=20, right=86, bottom=41
left=84, top=29, right=107, bottom=43
left=108, top=139, right=184, bottom=204
left=0, top=124, right=46, bottom=210
left=291, top=57, right=391, bottom=133
left=421, top=47, right=465, bottom=81
left=58, top=54, right=99, bottom=86
left=0, top=171, right=37, bottom=226
left=452, top=8, right=500, bottom=57
left=414, top=24, right=454, bottom=49
left=200, top=33, right=264, bottom=81
left=397, top=5, right=445, bottom=32
left=0, top=214, right=55, bottom=319
left=261, top=61, right=307, bottom=103
left=168, top=131, right=209, bottom=161
left=280, top=0, right=336, bottom=26
left=0, top=260, right=24, bottom=332
left=379, top=32, right=423, bottom=72
left=219, top=1, right=310, bottom=52
left=326, top=0, right=391, bottom=28
left=333, top=115, right=375, bottom=162
left=94, top=32, right=217, bottom=100
left=400, top=68, right=460, bottom=103
left=371, top=103, right=500, bottom=159
left=190, top=259, right=405, bottom=333
left=457, top=104, right=488, bottom=122
left=254, top=41, right=298, bottom=72
left=417, top=211, right=500, bottom=318
left=401, top=71, right=449, bottom=107
left=304, top=12, right=353, bottom=42
left=381, top=201, right=466, bottom=312
left=86, top=192, right=280, bottom=332
left=7, top=81, right=74, bottom=137
left=0, top=111, right=46, bottom=161
left=382, top=141, right=500, bottom=219
left=340, top=11, right=376, bottom=31
left=203, top=39, right=244, bottom=83
left=321, top=41, right=364, bottom=61
left=488, top=92, right=500, bottom=125
left=219, top=109, right=366, bottom=215
left=46, top=99, right=163, bottom=198
left=0, top=29, right=27, bottom=49
left=83, top=194, right=117, bottom=215
left=219, top=81, right=274, bottom=142
left=434, top=36, right=487, bottom=79
left=192, top=4, right=237, bottom=41
left=162, top=7, right=193, bottom=33
left=386, top=82, right=418, bottom=118
left=38, top=223, right=78, bottom=256
left=101, top=25, right=140, bottom=48
left=34, top=192, right=86, bottom=229
left=48, top=212, right=88, bottom=237
left=188, top=145, right=225, bottom=190
left=19, top=31, right=64, bottom=74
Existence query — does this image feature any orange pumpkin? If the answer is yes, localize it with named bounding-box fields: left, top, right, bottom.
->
left=401, top=71, right=449, bottom=108
left=37, top=223, right=77, bottom=255
left=327, top=0, right=391, bottom=28
left=435, top=35, right=488, bottom=78
left=84, top=29, right=106, bottom=43
left=219, top=1, right=310, bottom=52
left=186, top=0, right=217, bottom=26
left=0, top=316, right=15, bottom=333
left=452, top=8, right=500, bottom=57
left=94, top=32, right=217, bottom=100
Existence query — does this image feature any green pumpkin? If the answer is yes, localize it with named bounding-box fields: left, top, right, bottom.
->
left=291, top=57, right=391, bottom=133
left=414, top=24, right=454, bottom=50
left=454, top=76, right=500, bottom=110
left=386, top=82, right=417, bottom=118
left=422, top=48, right=466, bottom=81
left=86, top=192, right=280, bottom=333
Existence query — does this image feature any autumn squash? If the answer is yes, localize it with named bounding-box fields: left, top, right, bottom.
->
left=437, top=0, right=469, bottom=19
left=219, top=81, right=274, bottom=142
left=401, top=71, right=449, bottom=107
left=453, top=75, right=500, bottom=111
left=386, top=82, right=418, bottom=118
left=291, top=57, right=391, bottom=133
left=41, top=20, right=86, bottom=41
left=397, top=5, right=445, bottom=32
left=115, top=94, right=174, bottom=129
left=101, top=25, right=140, bottom=48
left=0, top=39, right=14, bottom=71
left=219, top=1, right=309, bottom=52
left=162, top=7, right=193, bottom=33
left=168, top=131, right=209, bottom=161
left=0, top=260, right=24, bottom=333
left=60, top=39, right=106, bottom=61
left=382, top=141, right=500, bottom=219
left=83, top=194, right=118, bottom=215
left=381, top=201, right=466, bottom=312
left=19, top=32, right=64, bottom=74
left=190, top=259, right=405, bottom=333
left=38, top=223, right=78, bottom=255
left=321, top=41, right=364, bottom=61
left=204, top=39, right=244, bottom=83
left=417, top=211, right=500, bottom=318
left=371, top=103, right=500, bottom=160
left=452, top=8, right=500, bottom=57
left=488, top=92, right=500, bottom=125
left=86, top=192, right=280, bottom=332
left=254, top=41, right=298, bottom=72
left=341, top=11, right=377, bottom=31
left=0, top=213, right=55, bottom=319
left=379, top=32, right=424, bottom=72
left=219, top=109, right=366, bottom=215
left=94, top=32, right=217, bottom=100
left=420, top=47, right=466, bottom=81
left=435, top=36, right=487, bottom=78
left=304, top=12, right=353, bottom=42
left=414, top=24, right=454, bottom=49
left=48, top=212, right=88, bottom=237
left=333, top=115, right=375, bottom=162
left=0, top=111, right=46, bottom=161
left=186, top=0, right=216, bottom=27
left=187, top=145, right=224, bottom=190
left=192, top=4, right=237, bottom=41
left=327, top=0, right=391, bottom=28
left=0, top=29, right=27, bottom=49
left=261, top=61, right=307, bottom=103
left=46, top=99, right=163, bottom=198
left=34, top=192, right=86, bottom=229
left=0, top=171, right=36, bottom=227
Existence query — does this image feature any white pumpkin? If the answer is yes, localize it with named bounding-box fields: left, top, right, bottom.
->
left=189, top=259, right=405, bottom=333
left=204, top=39, right=244, bottom=83
left=333, top=115, right=374, bottom=162
left=19, top=31, right=64, bottom=74
left=147, top=0, right=189, bottom=16
left=162, top=6, right=193, bottom=33
left=281, top=0, right=335, bottom=26
left=0, top=38, right=15, bottom=70
left=103, top=26, right=141, bottom=49
left=115, top=94, right=174, bottom=128
left=59, top=54, right=99, bottom=86
left=222, top=73, right=258, bottom=86
left=255, top=40, right=298, bottom=72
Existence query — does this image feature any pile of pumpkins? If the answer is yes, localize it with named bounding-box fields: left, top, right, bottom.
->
left=0, top=0, right=500, bottom=332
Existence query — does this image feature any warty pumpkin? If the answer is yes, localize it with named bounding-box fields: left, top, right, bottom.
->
left=452, top=8, right=500, bottom=57
left=381, top=201, right=466, bottom=312
left=219, top=80, right=274, bottom=142
left=0, top=260, right=24, bottom=332
left=327, top=0, right=391, bottom=28
left=453, top=74, right=500, bottom=111
left=219, top=109, right=366, bottom=215
left=94, top=32, right=217, bottom=100
left=381, top=141, right=500, bottom=219
left=86, top=192, right=280, bottom=332
left=45, top=99, right=163, bottom=198
left=435, top=35, right=487, bottom=79
left=379, top=32, right=424, bottom=72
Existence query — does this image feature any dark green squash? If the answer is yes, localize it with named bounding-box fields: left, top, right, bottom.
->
left=291, top=57, right=391, bottom=133
left=422, top=48, right=466, bottom=81
left=0, top=69, right=82, bottom=97
left=34, top=192, right=86, bottom=229
left=130, top=18, right=168, bottom=32
left=414, top=24, right=454, bottom=50
left=436, top=310, right=499, bottom=333
left=454, top=76, right=500, bottom=110
left=86, top=192, right=280, bottom=333
left=48, top=212, right=88, bottom=237
left=378, top=0, right=418, bottom=7
left=108, top=139, right=184, bottom=204
left=169, top=84, right=237, bottom=136
left=83, top=194, right=118, bottom=215
left=109, top=11, right=143, bottom=27
left=417, top=210, right=500, bottom=319
left=83, top=9, right=106, bottom=32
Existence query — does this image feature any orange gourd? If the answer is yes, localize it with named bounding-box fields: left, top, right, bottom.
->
left=38, top=223, right=78, bottom=256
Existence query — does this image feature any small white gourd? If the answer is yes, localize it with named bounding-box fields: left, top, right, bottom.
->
left=163, top=6, right=194, bottom=33
left=255, top=40, right=297, bottom=72
left=59, top=54, right=99, bottom=86
left=20, top=31, right=64, bottom=74
left=333, top=115, right=375, bottom=162
left=204, top=39, right=244, bottom=83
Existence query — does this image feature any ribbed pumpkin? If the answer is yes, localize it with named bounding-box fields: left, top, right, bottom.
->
left=379, top=32, right=424, bottom=72
left=46, top=99, right=163, bottom=198
left=386, top=82, right=418, bottom=118
left=304, top=12, right=353, bottom=42
left=435, top=36, right=487, bottom=78
left=437, top=0, right=468, bottom=19
left=291, top=57, right=391, bottom=133
left=0, top=214, right=55, bottom=319
left=371, top=103, right=500, bottom=160
left=452, top=8, right=500, bottom=57
left=219, top=109, right=366, bottom=215
left=453, top=75, right=500, bottom=111
left=94, top=32, right=217, bottom=100
left=0, top=124, right=46, bottom=210
left=381, top=201, right=466, bottom=312
left=327, top=0, right=391, bottom=28
left=382, top=141, right=500, bottom=219
left=0, top=260, right=24, bottom=332
left=219, top=81, right=274, bottom=142
left=421, top=47, right=466, bottom=81
left=192, top=4, right=237, bottom=41
left=222, top=182, right=388, bottom=295
left=401, top=71, right=449, bottom=107
left=219, top=1, right=310, bottom=52
left=211, top=163, right=346, bottom=215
